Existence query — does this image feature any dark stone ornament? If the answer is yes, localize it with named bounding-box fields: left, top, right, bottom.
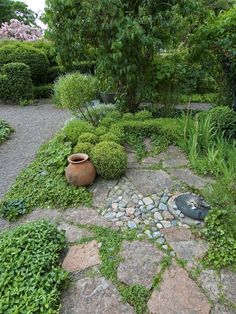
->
left=175, top=193, right=211, bottom=220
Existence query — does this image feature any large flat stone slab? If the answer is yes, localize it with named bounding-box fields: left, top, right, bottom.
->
left=162, top=227, right=194, bottom=242
left=11, top=208, right=62, bottom=228
left=63, top=207, right=115, bottom=228
left=168, top=168, right=213, bottom=190
left=211, top=304, right=236, bottom=314
left=90, top=177, right=117, bottom=208
left=147, top=263, right=211, bottom=314
left=221, top=269, right=236, bottom=305
left=162, top=227, right=209, bottom=268
left=62, top=240, right=101, bottom=272
left=126, top=169, right=178, bottom=195
left=117, top=240, right=165, bottom=289
left=198, top=269, right=220, bottom=302
left=60, top=277, right=135, bottom=314
left=57, top=222, right=93, bottom=243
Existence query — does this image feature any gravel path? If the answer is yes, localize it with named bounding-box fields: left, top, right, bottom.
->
left=0, top=100, right=71, bottom=199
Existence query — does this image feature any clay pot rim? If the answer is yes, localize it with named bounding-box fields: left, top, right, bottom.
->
left=68, top=153, right=89, bottom=164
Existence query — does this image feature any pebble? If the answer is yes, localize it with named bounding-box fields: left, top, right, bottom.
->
left=116, top=212, right=125, bottom=218
left=144, top=230, right=153, bottom=239
left=143, top=197, right=153, bottom=205
left=127, top=221, right=137, bottom=229
left=160, top=196, right=169, bottom=204
left=151, top=207, right=158, bottom=213
left=162, top=211, right=174, bottom=221
left=126, top=207, right=136, bottom=216
left=156, top=223, right=163, bottom=229
left=147, top=204, right=154, bottom=211
left=159, top=203, right=168, bottom=211
left=104, top=212, right=116, bottom=220
left=162, top=245, right=168, bottom=250
left=112, top=203, right=118, bottom=210
left=162, top=220, right=172, bottom=228
left=153, top=231, right=162, bottom=238
left=175, top=209, right=181, bottom=215
left=116, top=221, right=123, bottom=227
left=180, top=213, right=185, bottom=218
left=154, top=212, right=163, bottom=221
left=144, top=219, right=150, bottom=225
left=138, top=200, right=144, bottom=206
left=156, top=237, right=165, bottom=245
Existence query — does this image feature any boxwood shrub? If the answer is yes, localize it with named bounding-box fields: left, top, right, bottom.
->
left=0, top=220, right=68, bottom=313
left=100, top=132, right=120, bottom=143
left=92, top=141, right=127, bottom=179
left=0, top=119, right=14, bottom=144
left=73, top=142, right=94, bottom=155
left=63, top=120, right=95, bottom=145
left=0, top=63, right=34, bottom=104
left=78, top=132, right=98, bottom=144
left=0, top=45, right=49, bottom=85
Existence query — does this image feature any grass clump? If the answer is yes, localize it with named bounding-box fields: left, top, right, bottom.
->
left=0, top=221, right=68, bottom=313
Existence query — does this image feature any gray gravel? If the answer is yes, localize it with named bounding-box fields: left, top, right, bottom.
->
left=0, top=100, right=71, bottom=199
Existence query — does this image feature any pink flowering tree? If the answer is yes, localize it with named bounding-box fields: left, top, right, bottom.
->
left=0, top=19, right=42, bottom=41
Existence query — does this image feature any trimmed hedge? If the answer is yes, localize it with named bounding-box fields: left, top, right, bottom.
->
left=0, top=45, right=49, bottom=85
left=63, top=120, right=95, bottom=145
left=92, top=141, right=127, bottom=179
left=78, top=132, right=98, bottom=144
left=0, top=63, right=34, bottom=104
left=34, top=84, right=54, bottom=99
left=0, top=221, right=68, bottom=313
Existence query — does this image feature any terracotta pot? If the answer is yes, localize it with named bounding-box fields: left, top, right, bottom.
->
left=65, top=153, right=96, bottom=187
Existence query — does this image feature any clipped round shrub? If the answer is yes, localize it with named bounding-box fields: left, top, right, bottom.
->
left=63, top=120, right=94, bottom=145
left=0, top=45, right=49, bottom=84
left=73, top=142, right=93, bottom=155
left=100, top=132, right=120, bottom=143
left=95, top=126, right=108, bottom=137
left=92, top=141, right=127, bottom=179
left=78, top=132, right=98, bottom=144
left=0, top=63, right=34, bottom=104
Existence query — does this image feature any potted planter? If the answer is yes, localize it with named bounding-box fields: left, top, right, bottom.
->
left=99, top=76, right=116, bottom=104
left=65, top=153, right=96, bottom=187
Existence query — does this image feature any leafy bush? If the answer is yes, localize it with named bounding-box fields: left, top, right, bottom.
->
left=0, top=221, right=68, bottom=313
left=78, top=132, right=98, bottom=144
left=100, top=132, right=120, bottom=143
left=0, top=44, right=49, bottom=84
left=122, top=110, right=153, bottom=121
left=73, top=142, right=93, bottom=155
left=34, top=84, right=53, bottom=99
left=63, top=120, right=94, bottom=145
left=0, top=62, right=34, bottom=104
left=0, top=136, right=92, bottom=220
left=54, top=72, right=98, bottom=124
left=0, top=119, right=13, bottom=144
left=92, top=141, right=127, bottom=179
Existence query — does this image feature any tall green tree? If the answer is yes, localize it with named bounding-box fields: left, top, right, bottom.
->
left=45, top=0, right=189, bottom=111
left=0, top=0, right=37, bottom=25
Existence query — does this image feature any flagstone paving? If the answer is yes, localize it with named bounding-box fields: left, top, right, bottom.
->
left=1, top=143, right=236, bottom=313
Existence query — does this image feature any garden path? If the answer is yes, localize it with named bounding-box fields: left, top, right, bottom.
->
left=0, top=100, right=71, bottom=199
left=2, top=143, right=235, bottom=313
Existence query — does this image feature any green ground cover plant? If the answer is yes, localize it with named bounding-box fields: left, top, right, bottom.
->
left=0, top=134, right=92, bottom=220
left=0, top=119, right=14, bottom=144
left=0, top=220, right=68, bottom=313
